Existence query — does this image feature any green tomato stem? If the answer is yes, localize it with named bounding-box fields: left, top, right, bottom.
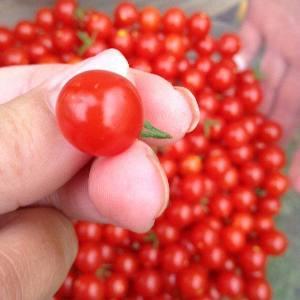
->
left=140, top=121, right=172, bottom=139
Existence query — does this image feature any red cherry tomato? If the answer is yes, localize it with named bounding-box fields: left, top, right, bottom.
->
left=114, top=2, right=139, bottom=28
left=56, top=70, right=143, bottom=156
left=140, top=6, right=161, bottom=32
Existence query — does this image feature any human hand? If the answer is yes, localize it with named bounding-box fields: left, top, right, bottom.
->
left=0, top=49, right=199, bottom=299
left=239, top=0, right=300, bottom=191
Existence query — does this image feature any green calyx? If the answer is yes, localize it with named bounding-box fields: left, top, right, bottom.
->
left=140, top=121, right=172, bottom=139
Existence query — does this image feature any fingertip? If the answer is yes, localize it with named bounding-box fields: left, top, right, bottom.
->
left=88, top=141, right=169, bottom=232
left=131, top=70, right=197, bottom=146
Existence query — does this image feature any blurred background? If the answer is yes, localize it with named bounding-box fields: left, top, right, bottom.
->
left=0, top=1, right=299, bottom=299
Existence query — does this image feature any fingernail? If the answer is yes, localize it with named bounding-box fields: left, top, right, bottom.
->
left=175, top=86, right=200, bottom=132
left=44, top=49, right=129, bottom=113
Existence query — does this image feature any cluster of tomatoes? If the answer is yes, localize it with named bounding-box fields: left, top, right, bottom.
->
left=0, top=0, right=289, bottom=299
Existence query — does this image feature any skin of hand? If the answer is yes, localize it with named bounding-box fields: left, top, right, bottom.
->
left=0, top=49, right=200, bottom=299
left=239, top=0, right=300, bottom=191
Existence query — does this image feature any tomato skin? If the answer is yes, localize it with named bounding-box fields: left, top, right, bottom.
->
left=217, top=271, right=244, bottom=297
left=163, top=8, right=186, bottom=33
left=208, top=62, right=235, bottom=92
left=72, top=274, right=105, bottom=300
left=1, top=47, right=29, bottom=66
left=218, top=33, right=241, bottom=57
left=153, top=53, right=178, bottom=81
left=222, top=226, right=246, bottom=253
left=110, top=29, right=133, bottom=58
left=36, top=7, right=55, bottom=30
left=239, top=245, right=267, bottom=273
left=135, top=33, right=162, bottom=59
left=161, top=244, right=189, bottom=272
left=178, top=265, right=208, bottom=298
left=182, top=68, right=206, bottom=94
left=75, top=221, right=102, bottom=243
left=106, top=273, right=129, bottom=299
left=188, top=12, right=211, bottom=38
left=114, top=2, right=138, bottom=27
left=56, top=70, right=143, bottom=156
left=52, top=27, right=78, bottom=53
left=14, top=20, right=37, bottom=43
left=140, top=6, right=161, bottom=32
left=134, top=270, right=163, bottom=297
left=259, top=230, right=288, bottom=255
left=114, top=252, right=138, bottom=278
left=0, top=27, right=14, bottom=50
left=246, top=279, right=272, bottom=300
left=54, top=0, right=77, bottom=26
left=74, top=242, right=102, bottom=273
left=85, top=11, right=112, bottom=39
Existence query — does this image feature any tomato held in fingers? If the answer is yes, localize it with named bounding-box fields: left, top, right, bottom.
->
left=56, top=70, right=143, bottom=156
left=57, top=70, right=170, bottom=156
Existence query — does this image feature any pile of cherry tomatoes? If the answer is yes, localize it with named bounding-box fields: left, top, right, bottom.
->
left=0, top=0, right=289, bottom=299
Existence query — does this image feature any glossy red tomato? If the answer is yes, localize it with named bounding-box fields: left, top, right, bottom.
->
left=264, top=172, right=288, bottom=196
left=246, top=279, right=272, bottom=300
left=134, top=270, right=162, bottom=297
left=36, top=7, right=55, bottom=30
left=139, top=244, right=159, bottom=268
left=154, top=220, right=180, bottom=245
left=217, top=271, right=244, bottom=297
left=106, top=273, right=129, bottom=299
left=115, top=252, right=138, bottom=278
left=259, top=145, right=285, bottom=170
left=182, top=68, right=206, bottom=93
left=54, top=0, right=77, bottom=25
left=75, top=221, right=102, bottom=243
left=202, top=246, right=227, bottom=270
left=259, top=120, right=282, bottom=143
left=152, top=53, right=178, bottom=81
left=209, top=194, right=233, bottom=218
left=178, top=265, right=208, bottom=298
left=1, top=47, right=29, bottom=66
left=191, top=223, right=219, bottom=251
left=161, top=244, right=189, bottom=272
left=236, top=83, right=263, bottom=111
left=135, top=33, right=162, bottom=59
left=259, top=230, right=288, bottom=255
left=72, top=274, right=105, bottom=300
left=52, top=27, right=78, bottom=52
left=56, top=70, right=143, bottom=156
left=222, top=226, right=246, bottom=253
left=218, top=33, right=241, bottom=57
left=114, top=2, right=138, bottom=27
left=139, top=6, right=161, bottom=32
left=180, top=174, right=205, bottom=202
left=14, top=20, right=37, bottom=42
left=85, top=12, right=112, bottom=39
left=208, top=62, right=235, bottom=91
left=239, top=245, right=267, bottom=272
left=188, top=12, right=211, bottom=38
left=232, top=186, right=257, bottom=212
left=179, top=154, right=202, bottom=175
left=110, top=29, right=134, bottom=57
left=0, top=27, right=14, bottom=50
left=195, top=35, right=215, bottom=55
left=74, top=242, right=102, bottom=273
left=163, top=8, right=186, bottom=33
left=194, top=56, right=214, bottom=74
left=166, top=199, right=194, bottom=228
left=103, top=224, right=130, bottom=246
left=27, top=42, right=48, bottom=63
